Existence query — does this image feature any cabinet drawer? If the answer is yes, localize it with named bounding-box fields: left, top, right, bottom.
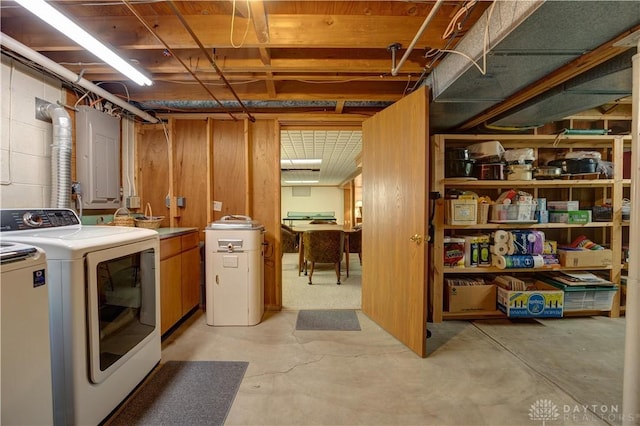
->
left=181, top=231, right=199, bottom=250
left=160, top=236, right=182, bottom=260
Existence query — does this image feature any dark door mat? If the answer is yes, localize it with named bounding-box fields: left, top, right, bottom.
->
left=106, top=360, right=248, bottom=426
left=295, top=309, right=361, bottom=331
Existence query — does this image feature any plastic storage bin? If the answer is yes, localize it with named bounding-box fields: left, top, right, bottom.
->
left=490, top=203, right=536, bottom=222
left=561, top=286, right=617, bottom=311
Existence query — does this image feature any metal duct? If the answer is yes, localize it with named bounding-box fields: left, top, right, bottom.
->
left=40, top=103, right=72, bottom=208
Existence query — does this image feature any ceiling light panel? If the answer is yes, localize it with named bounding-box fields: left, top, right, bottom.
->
left=15, top=0, right=152, bottom=86
left=281, top=130, right=362, bottom=185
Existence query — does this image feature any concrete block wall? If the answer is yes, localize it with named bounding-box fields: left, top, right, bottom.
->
left=1, top=55, right=63, bottom=208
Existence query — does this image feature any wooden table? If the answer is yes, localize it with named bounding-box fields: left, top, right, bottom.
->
left=291, top=224, right=357, bottom=277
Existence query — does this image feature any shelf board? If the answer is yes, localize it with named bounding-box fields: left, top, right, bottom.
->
left=563, top=310, right=611, bottom=317
left=443, top=310, right=505, bottom=320
left=443, top=310, right=613, bottom=320
left=442, top=179, right=613, bottom=188
left=445, top=222, right=613, bottom=230
left=443, top=265, right=612, bottom=274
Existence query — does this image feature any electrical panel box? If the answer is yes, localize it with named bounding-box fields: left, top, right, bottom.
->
left=76, top=106, right=121, bottom=209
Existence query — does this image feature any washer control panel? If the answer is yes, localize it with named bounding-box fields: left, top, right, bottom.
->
left=0, top=209, right=80, bottom=231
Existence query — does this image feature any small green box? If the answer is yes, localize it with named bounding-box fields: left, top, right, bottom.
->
left=549, top=210, right=591, bottom=224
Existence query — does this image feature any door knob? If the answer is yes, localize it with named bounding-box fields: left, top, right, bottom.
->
left=410, top=234, right=423, bottom=245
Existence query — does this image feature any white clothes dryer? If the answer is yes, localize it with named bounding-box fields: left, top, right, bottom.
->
left=0, top=208, right=161, bottom=426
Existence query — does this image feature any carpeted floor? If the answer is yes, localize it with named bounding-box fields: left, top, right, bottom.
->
left=105, top=361, right=248, bottom=426
left=281, top=253, right=361, bottom=310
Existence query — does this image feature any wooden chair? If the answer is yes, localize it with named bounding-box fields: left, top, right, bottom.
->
left=302, top=230, right=344, bottom=285
left=281, top=224, right=298, bottom=255
left=344, top=228, right=362, bottom=277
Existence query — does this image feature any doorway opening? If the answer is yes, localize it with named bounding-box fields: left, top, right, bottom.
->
left=279, top=128, right=362, bottom=310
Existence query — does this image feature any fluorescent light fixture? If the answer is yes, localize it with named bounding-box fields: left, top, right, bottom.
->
left=280, top=159, right=322, bottom=166
left=16, top=0, right=152, bottom=86
left=284, top=180, right=319, bottom=184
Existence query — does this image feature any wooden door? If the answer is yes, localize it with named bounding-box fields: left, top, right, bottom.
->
left=361, top=85, right=429, bottom=357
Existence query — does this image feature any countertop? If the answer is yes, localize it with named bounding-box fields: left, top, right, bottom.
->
left=156, top=227, right=200, bottom=239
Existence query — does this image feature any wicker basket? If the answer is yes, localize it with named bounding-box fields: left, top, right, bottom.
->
left=134, top=203, right=164, bottom=229
left=113, top=207, right=135, bottom=227
left=477, top=203, right=490, bottom=224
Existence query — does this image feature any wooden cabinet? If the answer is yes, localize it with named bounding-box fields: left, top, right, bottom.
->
left=160, top=254, right=183, bottom=334
left=430, top=134, right=630, bottom=322
left=181, top=248, right=201, bottom=316
left=160, top=230, right=201, bottom=334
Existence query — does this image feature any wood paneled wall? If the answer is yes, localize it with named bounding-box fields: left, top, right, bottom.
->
left=212, top=120, right=247, bottom=221
left=137, top=124, right=171, bottom=228
left=173, top=119, right=208, bottom=235
left=247, top=119, right=281, bottom=309
left=137, top=117, right=281, bottom=309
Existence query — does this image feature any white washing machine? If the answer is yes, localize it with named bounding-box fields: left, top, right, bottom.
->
left=0, top=242, right=53, bottom=425
left=205, top=215, right=264, bottom=326
left=0, top=208, right=161, bottom=426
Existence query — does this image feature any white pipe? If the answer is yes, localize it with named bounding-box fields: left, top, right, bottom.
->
left=391, top=0, right=444, bottom=76
left=0, top=33, right=158, bottom=124
left=623, top=40, right=640, bottom=426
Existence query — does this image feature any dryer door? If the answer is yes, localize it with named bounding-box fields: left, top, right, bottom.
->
left=85, top=239, right=159, bottom=383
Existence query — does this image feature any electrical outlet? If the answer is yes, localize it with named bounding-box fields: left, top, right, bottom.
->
left=126, top=196, right=141, bottom=209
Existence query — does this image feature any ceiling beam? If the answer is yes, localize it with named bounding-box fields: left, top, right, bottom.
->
left=117, top=79, right=408, bottom=101
left=85, top=72, right=421, bottom=83
left=48, top=56, right=427, bottom=75
left=257, top=46, right=276, bottom=96
left=1, top=15, right=464, bottom=50
left=250, top=1, right=270, bottom=44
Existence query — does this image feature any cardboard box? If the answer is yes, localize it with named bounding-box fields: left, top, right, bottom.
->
left=446, top=284, right=497, bottom=312
left=547, top=201, right=579, bottom=211
left=549, top=210, right=591, bottom=224
left=536, top=209, right=549, bottom=224
left=559, top=249, right=612, bottom=268
left=446, top=199, right=477, bottom=225
left=497, top=284, right=564, bottom=318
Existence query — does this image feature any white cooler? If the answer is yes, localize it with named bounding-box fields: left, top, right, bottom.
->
left=205, top=215, right=265, bottom=326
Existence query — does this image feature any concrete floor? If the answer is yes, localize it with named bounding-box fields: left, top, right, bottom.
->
left=160, top=309, right=626, bottom=426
